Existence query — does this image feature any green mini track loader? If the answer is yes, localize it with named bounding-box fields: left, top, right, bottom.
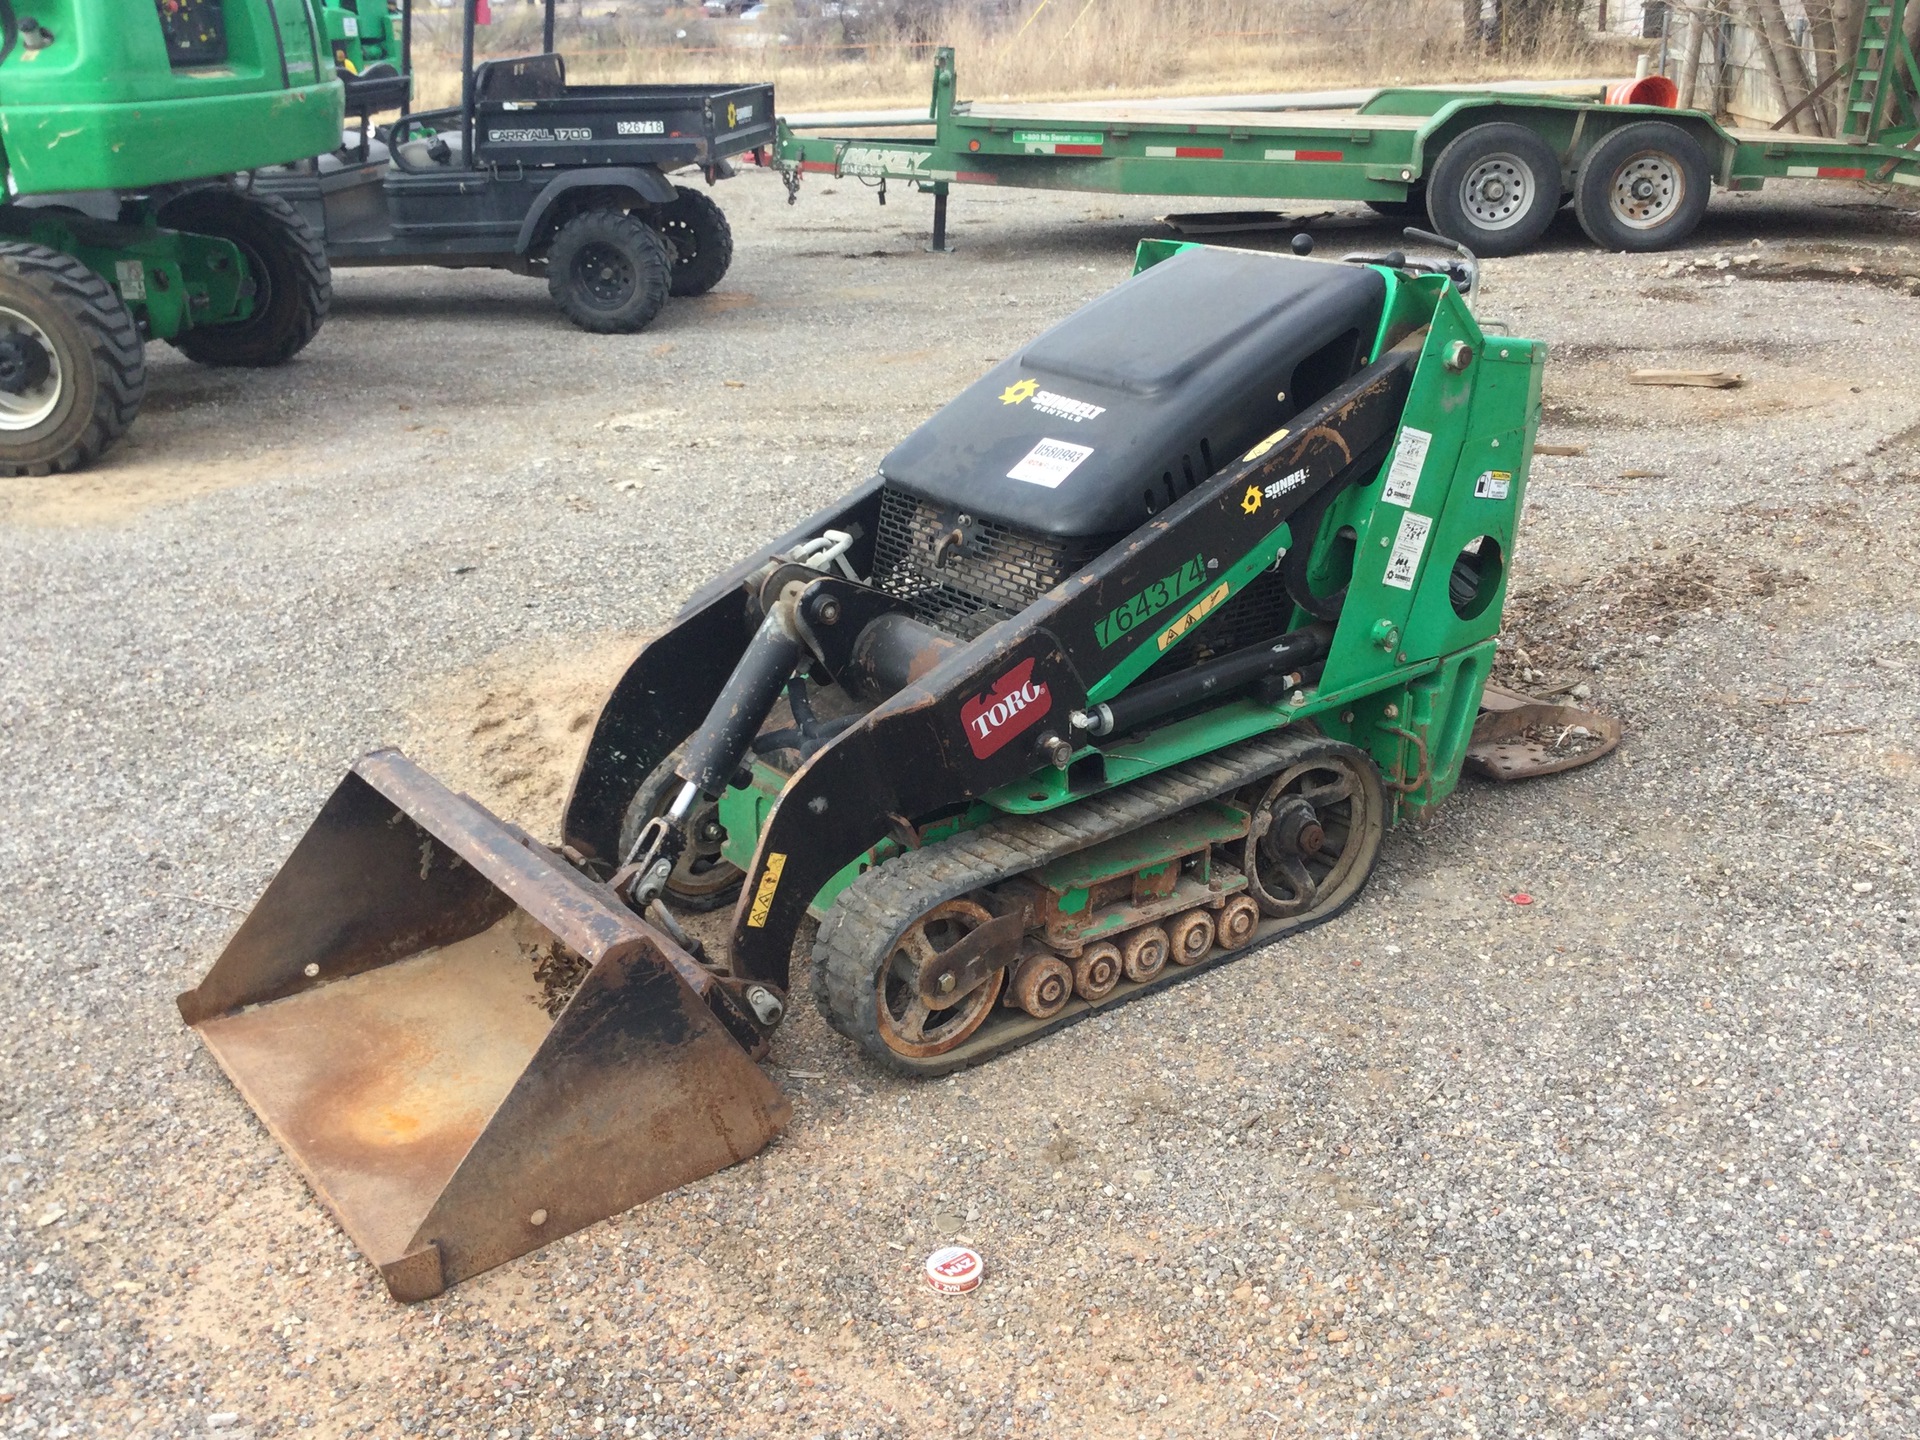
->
left=181, top=235, right=1616, bottom=1301
left=0, top=0, right=344, bottom=475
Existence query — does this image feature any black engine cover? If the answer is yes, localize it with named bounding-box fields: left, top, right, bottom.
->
left=880, top=247, right=1387, bottom=539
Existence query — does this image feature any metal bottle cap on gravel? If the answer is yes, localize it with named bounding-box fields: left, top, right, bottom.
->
left=924, top=1245, right=984, bottom=1294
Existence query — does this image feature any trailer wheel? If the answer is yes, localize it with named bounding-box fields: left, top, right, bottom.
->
left=159, top=188, right=331, bottom=367
left=653, top=186, right=734, bottom=298
left=1574, top=122, right=1711, bottom=252
left=1425, top=123, right=1562, bottom=257
left=548, top=210, right=672, bottom=333
left=0, top=242, right=146, bottom=478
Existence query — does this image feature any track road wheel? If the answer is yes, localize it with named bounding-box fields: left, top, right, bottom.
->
left=1009, top=953, right=1072, bottom=1019
left=1574, top=121, right=1711, bottom=253
left=1072, top=941, right=1122, bottom=1001
left=1217, top=894, right=1261, bottom=951
left=654, top=185, right=735, bottom=298
left=1425, top=123, right=1562, bottom=257
left=618, top=747, right=745, bottom=912
left=548, top=210, right=672, bottom=333
left=160, top=188, right=330, bottom=366
left=1168, top=908, right=1216, bottom=966
left=1236, top=743, right=1386, bottom=919
left=1121, top=924, right=1170, bottom=983
left=0, top=243, right=145, bottom=478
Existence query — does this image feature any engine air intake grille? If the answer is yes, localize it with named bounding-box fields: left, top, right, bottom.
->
left=871, top=485, right=1109, bottom=641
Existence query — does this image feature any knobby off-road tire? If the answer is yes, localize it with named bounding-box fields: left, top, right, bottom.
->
left=653, top=185, right=734, bottom=298
left=1425, top=122, right=1563, bottom=258
left=813, top=732, right=1387, bottom=1077
left=547, top=210, right=673, bottom=333
left=0, top=242, right=146, bottom=478
left=1573, top=121, right=1712, bottom=253
left=159, top=188, right=330, bottom=367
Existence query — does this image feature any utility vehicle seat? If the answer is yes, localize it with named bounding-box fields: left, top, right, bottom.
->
left=393, top=130, right=466, bottom=170
left=473, top=52, right=567, bottom=102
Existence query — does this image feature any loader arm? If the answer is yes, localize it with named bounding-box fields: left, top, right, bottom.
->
left=562, top=475, right=886, bottom=863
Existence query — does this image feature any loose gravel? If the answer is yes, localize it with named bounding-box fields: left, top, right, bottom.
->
left=1, top=170, right=1916, bottom=1440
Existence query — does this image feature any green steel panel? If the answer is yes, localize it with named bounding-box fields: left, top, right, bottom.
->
left=1032, top=800, right=1248, bottom=894
left=0, top=0, right=344, bottom=195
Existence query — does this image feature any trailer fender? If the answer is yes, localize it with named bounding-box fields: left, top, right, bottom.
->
left=515, top=166, right=678, bottom=254
left=1408, top=99, right=1735, bottom=193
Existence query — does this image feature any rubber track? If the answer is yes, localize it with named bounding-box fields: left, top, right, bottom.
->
left=814, top=730, right=1342, bottom=1075
left=0, top=242, right=146, bottom=478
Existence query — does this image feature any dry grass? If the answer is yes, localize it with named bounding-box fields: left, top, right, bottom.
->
left=407, top=0, right=1625, bottom=112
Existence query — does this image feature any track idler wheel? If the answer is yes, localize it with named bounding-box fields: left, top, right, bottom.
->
left=1009, top=953, right=1072, bottom=1019
left=1072, top=941, right=1122, bottom=1001
left=1121, top=924, right=1170, bottom=983
left=1217, top=894, right=1261, bottom=950
left=1238, top=746, right=1387, bottom=919
left=869, top=898, right=1007, bottom=1060
left=1168, top=908, right=1216, bottom=966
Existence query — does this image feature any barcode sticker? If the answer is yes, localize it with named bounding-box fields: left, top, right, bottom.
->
left=1382, top=511, right=1432, bottom=590
left=1007, top=438, right=1094, bottom=488
left=1380, top=427, right=1432, bottom=507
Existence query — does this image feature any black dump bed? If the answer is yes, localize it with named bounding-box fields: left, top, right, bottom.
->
left=881, top=247, right=1386, bottom=539
left=467, top=53, right=774, bottom=170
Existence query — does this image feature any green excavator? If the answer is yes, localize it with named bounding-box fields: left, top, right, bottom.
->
left=0, top=1, right=344, bottom=476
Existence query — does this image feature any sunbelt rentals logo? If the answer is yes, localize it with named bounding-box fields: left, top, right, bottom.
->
left=999, top=377, right=1105, bottom=424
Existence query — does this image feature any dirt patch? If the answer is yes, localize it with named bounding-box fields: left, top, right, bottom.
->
left=1542, top=365, right=1858, bottom=432
left=684, top=290, right=760, bottom=315
left=1497, top=549, right=1808, bottom=683
left=401, top=630, right=648, bottom=836
left=0, top=446, right=313, bottom=527
left=1732, top=244, right=1920, bottom=292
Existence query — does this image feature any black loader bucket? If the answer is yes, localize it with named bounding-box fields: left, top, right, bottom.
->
left=177, top=751, right=790, bottom=1302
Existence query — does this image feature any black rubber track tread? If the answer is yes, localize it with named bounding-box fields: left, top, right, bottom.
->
left=162, top=188, right=330, bottom=367
left=813, top=731, right=1375, bottom=1075
left=656, top=184, right=735, bottom=298
left=0, top=242, right=146, bottom=478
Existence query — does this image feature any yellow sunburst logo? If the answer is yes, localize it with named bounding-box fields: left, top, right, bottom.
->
left=1241, top=485, right=1263, bottom=515
left=726, top=102, right=738, bottom=129
left=999, top=377, right=1039, bottom=406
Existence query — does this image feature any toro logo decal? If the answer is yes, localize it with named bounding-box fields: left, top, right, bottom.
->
left=961, top=658, right=1052, bottom=759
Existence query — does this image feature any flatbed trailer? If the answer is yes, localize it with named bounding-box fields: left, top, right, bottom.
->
left=775, top=37, right=1920, bottom=257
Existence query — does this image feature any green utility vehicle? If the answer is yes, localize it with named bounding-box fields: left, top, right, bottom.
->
left=777, top=26, right=1920, bottom=257
left=0, top=0, right=343, bottom=476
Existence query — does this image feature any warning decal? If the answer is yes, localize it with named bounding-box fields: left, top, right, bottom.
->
left=1382, top=512, right=1432, bottom=590
left=1380, top=427, right=1432, bottom=508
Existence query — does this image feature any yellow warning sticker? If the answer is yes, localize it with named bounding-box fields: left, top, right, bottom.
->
left=1241, top=427, right=1290, bottom=463
left=1156, top=582, right=1230, bottom=651
left=746, top=852, right=787, bottom=928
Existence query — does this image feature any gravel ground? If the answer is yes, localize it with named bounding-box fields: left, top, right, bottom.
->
left=2, top=169, right=1917, bottom=1440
